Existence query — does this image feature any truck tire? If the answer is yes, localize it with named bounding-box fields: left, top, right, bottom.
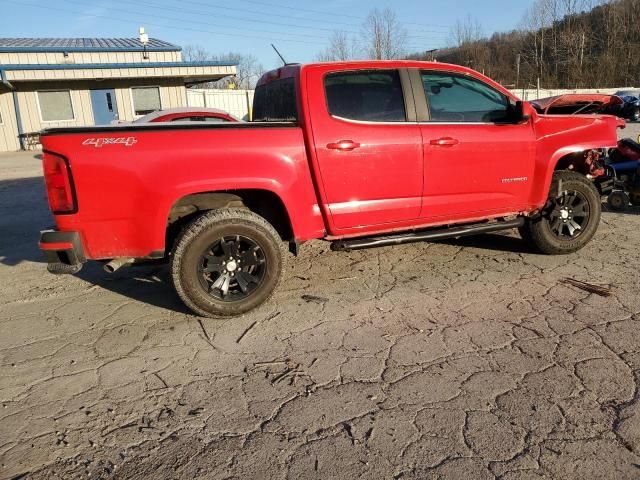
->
left=171, top=208, right=284, bottom=318
left=519, top=171, right=601, bottom=255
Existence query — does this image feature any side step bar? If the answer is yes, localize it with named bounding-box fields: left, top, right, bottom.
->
left=330, top=218, right=525, bottom=251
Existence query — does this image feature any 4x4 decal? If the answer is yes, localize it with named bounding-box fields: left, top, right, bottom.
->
left=82, top=137, right=138, bottom=148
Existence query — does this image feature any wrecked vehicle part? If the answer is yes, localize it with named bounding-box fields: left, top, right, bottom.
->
left=532, top=93, right=638, bottom=121
left=531, top=94, right=623, bottom=116
left=603, top=138, right=640, bottom=209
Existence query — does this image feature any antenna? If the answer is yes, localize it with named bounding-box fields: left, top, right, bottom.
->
left=271, top=44, right=287, bottom=66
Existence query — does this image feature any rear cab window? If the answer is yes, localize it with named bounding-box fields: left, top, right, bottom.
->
left=253, top=77, right=298, bottom=122
left=421, top=72, right=512, bottom=123
left=324, top=70, right=407, bottom=122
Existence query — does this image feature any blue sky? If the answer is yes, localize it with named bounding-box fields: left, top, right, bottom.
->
left=0, top=0, right=533, bottom=69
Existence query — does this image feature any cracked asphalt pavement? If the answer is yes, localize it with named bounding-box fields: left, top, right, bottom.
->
left=2, top=123, right=640, bottom=480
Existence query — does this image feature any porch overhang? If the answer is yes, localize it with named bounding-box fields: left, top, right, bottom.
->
left=0, top=61, right=236, bottom=83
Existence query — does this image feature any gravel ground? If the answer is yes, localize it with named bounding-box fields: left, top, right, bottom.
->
left=2, top=123, right=640, bottom=480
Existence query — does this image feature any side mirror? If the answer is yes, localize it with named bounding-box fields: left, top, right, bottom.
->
left=515, top=100, right=533, bottom=124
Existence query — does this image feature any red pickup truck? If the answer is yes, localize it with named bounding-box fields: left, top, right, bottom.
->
left=39, top=61, right=624, bottom=317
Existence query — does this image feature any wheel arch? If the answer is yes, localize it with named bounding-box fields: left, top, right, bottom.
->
left=165, top=189, right=294, bottom=252
left=552, top=150, right=597, bottom=175
left=532, top=144, right=607, bottom=207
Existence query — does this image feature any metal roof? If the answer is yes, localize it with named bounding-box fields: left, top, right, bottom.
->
left=0, top=38, right=182, bottom=53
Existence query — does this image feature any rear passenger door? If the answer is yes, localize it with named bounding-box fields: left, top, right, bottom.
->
left=308, top=68, right=424, bottom=231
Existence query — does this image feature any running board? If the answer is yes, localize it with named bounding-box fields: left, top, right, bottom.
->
left=330, top=218, right=525, bottom=251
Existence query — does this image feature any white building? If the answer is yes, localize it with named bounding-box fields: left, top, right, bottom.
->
left=0, top=38, right=236, bottom=152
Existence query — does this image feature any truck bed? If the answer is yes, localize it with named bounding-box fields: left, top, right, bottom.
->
left=40, top=121, right=325, bottom=259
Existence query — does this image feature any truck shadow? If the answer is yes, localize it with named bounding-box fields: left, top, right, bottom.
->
left=435, top=232, right=534, bottom=254
left=72, top=233, right=534, bottom=315
left=74, top=262, right=193, bottom=315
left=0, top=177, right=52, bottom=266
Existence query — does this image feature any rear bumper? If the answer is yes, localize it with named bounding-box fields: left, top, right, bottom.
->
left=39, top=230, right=86, bottom=274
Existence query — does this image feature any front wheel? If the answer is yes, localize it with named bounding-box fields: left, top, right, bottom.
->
left=520, top=171, right=601, bottom=255
left=171, top=208, right=284, bottom=318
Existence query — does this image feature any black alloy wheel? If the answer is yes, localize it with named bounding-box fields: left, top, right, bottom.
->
left=546, top=190, right=590, bottom=238
left=171, top=208, right=284, bottom=318
left=198, top=235, right=267, bottom=301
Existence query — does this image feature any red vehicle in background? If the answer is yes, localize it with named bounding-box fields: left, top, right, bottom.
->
left=132, top=107, right=240, bottom=123
left=531, top=93, right=639, bottom=122
left=39, top=61, right=624, bottom=317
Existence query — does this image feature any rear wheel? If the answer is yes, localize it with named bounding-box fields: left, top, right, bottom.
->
left=520, top=171, right=601, bottom=255
left=171, top=208, right=284, bottom=318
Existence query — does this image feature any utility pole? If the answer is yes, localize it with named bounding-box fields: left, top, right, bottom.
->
left=516, top=54, right=521, bottom=89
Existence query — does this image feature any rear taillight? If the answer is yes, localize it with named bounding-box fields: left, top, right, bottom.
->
left=43, top=152, right=76, bottom=214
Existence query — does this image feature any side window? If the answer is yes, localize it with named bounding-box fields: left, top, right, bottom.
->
left=325, top=70, right=406, bottom=122
left=421, top=72, right=511, bottom=123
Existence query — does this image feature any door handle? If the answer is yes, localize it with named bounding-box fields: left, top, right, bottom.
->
left=430, top=137, right=459, bottom=147
left=327, top=140, right=361, bottom=151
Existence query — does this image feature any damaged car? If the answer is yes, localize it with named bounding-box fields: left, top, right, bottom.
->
left=531, top=93, right=639, bottom=121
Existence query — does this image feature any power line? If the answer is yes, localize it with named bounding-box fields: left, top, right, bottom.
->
left=6, top=0, right=328, bottom=46
left=181, top=0, right=451, bottom=35
left=89, top=0, right=448, bottom=41
left=4, top=0, right=445, bottom=54
left=63, top=0, right=447, bottom=51
left=233, top=0, right=453, bottom=31
left=72, top=0, right=332, bottom=40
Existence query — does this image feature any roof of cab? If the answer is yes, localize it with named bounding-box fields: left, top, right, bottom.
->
left=256, top=60, right=516, bottom=99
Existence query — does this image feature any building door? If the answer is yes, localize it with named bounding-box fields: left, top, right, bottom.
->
left=90, top=89, right=118, bottom=125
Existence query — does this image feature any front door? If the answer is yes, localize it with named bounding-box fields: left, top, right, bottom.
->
left=416, top=70, right=536, bottom=220
left=309, top=68, right=423, bottom=232
left=90, top=89, right=118, bottom=125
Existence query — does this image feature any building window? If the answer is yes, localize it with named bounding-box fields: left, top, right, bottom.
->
left=132, top=87, right=161, bottom=116
left=37, top=90, right=75, bottom=122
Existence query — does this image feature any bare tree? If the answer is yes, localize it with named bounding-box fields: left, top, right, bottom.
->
left=418, top=0, right=640, bottom=89
left=361, top=8, right=407, bottom=60
left=521, top=0, right=552, bottom=81
left=450, top=15, right=484, bottom=47
left=183, top=46, right=265, bottom=89
left=316, top=31, right=358, bottom=61
left=448, top=15, right=489, bottom=72
left=214, top=53, right=265, bottom=90
left=182, top=45, right=212, bottom=62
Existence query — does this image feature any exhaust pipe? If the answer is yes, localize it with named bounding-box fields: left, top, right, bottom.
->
left=104, top=257, right=134, bottom=273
